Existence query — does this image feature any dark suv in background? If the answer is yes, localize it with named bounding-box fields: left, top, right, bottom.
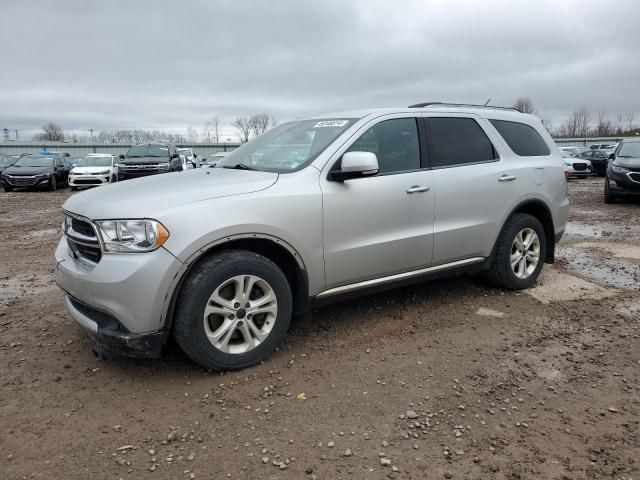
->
left=118, top=143, right=183, bottom=181
left=605, top=139, right=640, bottom=203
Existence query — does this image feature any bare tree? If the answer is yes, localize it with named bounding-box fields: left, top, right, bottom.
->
left=34, top=122, right=65, bottom=141
left=249, top=113, right=271, bottom=137
left=232, top=116, right=252, bottom=142
left=625, top=112, right=635, bottom=132
left=187, top=127, right=200, bottom=143
left=615, top=112, right=624, bottom=135
left=595, top=109, right=614, bottom=137
left=513, top=97, right=536, bottom=114
left=210, top=116, right=220, bottom=143
left=269, top=115, right=279, bottom=128
left=540, top=117, right=553, bottom=133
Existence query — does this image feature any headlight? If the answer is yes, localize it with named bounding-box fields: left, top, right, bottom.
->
left=37, top=173, right=50, bottom=178
left=94, top=170, right=110, bottom=175
left=95, top=219, right=169, bottom=252
left=612, top=165, right=630, bottom=174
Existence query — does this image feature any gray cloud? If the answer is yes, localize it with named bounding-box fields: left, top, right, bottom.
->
left=1, top=0, right=639, bottom=138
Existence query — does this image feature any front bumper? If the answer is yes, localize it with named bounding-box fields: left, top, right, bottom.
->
left=69, top=174, right=111, bottom=187
left=608, top=169, right=640, bottom=195
left=1, top=174, right=50, bottom=188
left=55, top=236, right=184, bottom=344
left=63, top=295, right=169, bottom=357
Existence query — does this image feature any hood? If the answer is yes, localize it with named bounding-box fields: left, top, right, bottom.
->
left=613, top=157, right=640, bottom=169
left=71, top=166, right=112, bottom=174
left=62, top=167, right=279, bottom=219
left=3, top=165, right=53, bottom=176
left=122, top=156, right=171, bottom=165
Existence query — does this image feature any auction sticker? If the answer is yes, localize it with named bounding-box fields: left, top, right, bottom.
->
left=313, top=120, right=349, bottom=128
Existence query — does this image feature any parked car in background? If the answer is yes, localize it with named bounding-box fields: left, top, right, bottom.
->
left=0, top=154, right=21, bottom=174
left=563, top=155, right=592, bottom=177
left=604, top=139, right=640, bottom=203
left=177, top=148, right=198, bottom=168
left=590, top=143, right=617, bottom=150
left=579, top=149, right=610, bottom=176
left=559, top=146, right=583, bottom=157
left=1, top=154, right=70, bottom=191
left=200, top=152, right=229, bottom=168
left=117, top=143, right=183, bottom=181
left=178, top=153, right=195, bottom=171
left=69, top=154, right=118, bottom=191
left=55, top=103, right=569, bottom=370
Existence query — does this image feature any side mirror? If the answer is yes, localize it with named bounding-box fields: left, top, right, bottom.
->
left=329, top=151, right=379, bottom=182
left=609, top=153, right=615, bottom=160
left=119, top=154, right=125, bottom=160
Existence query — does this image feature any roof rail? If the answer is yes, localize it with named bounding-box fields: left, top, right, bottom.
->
left=408, top=102, right=519, bottom=112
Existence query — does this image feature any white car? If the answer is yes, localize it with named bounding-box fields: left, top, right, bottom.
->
left=177, top=148, right=198, bottom=169
left=563, top=155, right=592, bottom=177
left=69, top=154, right=118, bottom=190
left=200, top=152, right=229, bottom=168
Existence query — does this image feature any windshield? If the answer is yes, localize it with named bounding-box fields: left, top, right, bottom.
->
left=76, top=156, right=112, bottom=167
left=617, top=142, right=640, bottom=158
left=0, top=155, right=16, bottom=165
left=218, top=118, right=356, bottom=172
left=126, top=145, right=169, bottom=158
left=14, top=156, right=54, bottom=167
left=177, top=149, right=192, bottom=155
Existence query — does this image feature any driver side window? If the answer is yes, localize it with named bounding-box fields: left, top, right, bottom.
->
left=346, top=118, right=420, bottom=174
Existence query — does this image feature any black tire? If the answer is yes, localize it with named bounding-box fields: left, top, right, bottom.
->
left=173, top=250, right=293, bottom=370
left=111, top=175, right=117, bottom=183
left=48, top=176, right=57, bottom=191
left=3, top=187, right=13, bottom=192
left=604, top=178, right=616, bottom=204
left=487, top=213, right=547, bottom=290
left=71, top=186, right=78, bottom=191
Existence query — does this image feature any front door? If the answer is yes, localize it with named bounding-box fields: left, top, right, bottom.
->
left=321, top=117, right=435, bottom=290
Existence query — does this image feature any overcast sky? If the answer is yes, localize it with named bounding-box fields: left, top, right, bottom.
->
left=1, top=0, right=639, bottom=139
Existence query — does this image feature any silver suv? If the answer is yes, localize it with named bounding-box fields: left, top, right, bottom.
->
left=55, top=103, right=569, bottom=370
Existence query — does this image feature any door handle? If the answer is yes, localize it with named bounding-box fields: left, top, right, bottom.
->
left=406, top=185, right=431, bottom=194
left=499, top=174, right=517, bottom=182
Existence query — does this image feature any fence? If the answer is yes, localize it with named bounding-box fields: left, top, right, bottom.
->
left=0, top=142, right=242, bottom=157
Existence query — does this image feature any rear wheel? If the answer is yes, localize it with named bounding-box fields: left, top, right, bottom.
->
left=487, top=213, right=547, bottom=290
left=604, top=178, right=617, bottom=204
left=48, top=176, right=57, bottom=191
left=173, top=250, right=292, bottom=370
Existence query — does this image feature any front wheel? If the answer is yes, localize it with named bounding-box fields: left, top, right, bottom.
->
left=487, top=213, right=547, bottom=290
left=604, top=178, right=617, bottom=204
left=48, top=176, right=57, bottom=191
left=173, top=250, right=293, bottom=370
left=3, top=187, right=13, bottom=192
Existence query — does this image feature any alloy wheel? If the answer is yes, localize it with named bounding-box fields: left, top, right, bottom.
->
left=510, top=228, right=540, bottom=279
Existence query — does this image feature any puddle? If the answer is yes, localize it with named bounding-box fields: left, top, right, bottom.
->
left=0, top=273, right=57, bottom=302
left=572, top=242, right=640, bottom=261
left=526, top=267, right=617, bottom=304
left=26, top=228, right=59, bottom=239
left=557, top=246, right=640, bottom=291
left=564, top=221, right=640, bottom=241
left=615, top=298, right=640, bottom=319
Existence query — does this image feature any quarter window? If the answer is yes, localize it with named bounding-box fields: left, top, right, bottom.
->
left=426, top=117, right=497, bottom=168
left=490, top=119, right=550, bottom=157
left=346, top=118, right=420, bottom=174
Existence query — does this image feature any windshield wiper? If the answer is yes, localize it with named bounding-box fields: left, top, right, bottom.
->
left=223, top=163, right=257, bottom=171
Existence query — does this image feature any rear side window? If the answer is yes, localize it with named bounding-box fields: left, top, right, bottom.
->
left=490, top=120, right=550, bottom=156
left=426, top=117, right=497, bottom=168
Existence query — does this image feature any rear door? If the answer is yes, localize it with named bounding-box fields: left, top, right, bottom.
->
left=425, top=115, right=523, bottom=264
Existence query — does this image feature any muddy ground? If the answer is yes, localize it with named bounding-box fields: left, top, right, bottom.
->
left=1, top=177, right=639, bottom=480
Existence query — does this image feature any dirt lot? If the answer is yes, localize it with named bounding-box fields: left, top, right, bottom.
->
left=1, top=178, right=639, bottom=480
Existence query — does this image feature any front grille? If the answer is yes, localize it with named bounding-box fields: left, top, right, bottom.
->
left=572, top=163, right=587, bottom=171
left=5, top=175, right=39, bottom=186
left=65, top=214, right=102, bottom=264
left=71, top=218, right=96, bottom=237
left=74, top=178, right=102, bottom=185
left=630, top=173, right=640, bottom=183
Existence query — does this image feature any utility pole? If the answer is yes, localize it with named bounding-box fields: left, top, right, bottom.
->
left=89, top=128, right=94, bottom=143
left=14, top=129, right=19, bottom=141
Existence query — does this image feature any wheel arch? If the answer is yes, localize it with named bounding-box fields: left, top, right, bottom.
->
left=163, top=234, right=310, bottom=331
left=505, top=199, right=556, bottom=263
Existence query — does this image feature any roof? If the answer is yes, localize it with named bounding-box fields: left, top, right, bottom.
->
left=310, top=105, right=538, bottom=122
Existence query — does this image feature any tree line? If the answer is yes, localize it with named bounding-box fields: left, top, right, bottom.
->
left=512, top=97, right=637, bottom=138
left=32, top=112, right=279, bottom=144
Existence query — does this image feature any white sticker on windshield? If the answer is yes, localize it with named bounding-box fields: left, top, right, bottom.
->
left=313, top=120, right=348, bottom=128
